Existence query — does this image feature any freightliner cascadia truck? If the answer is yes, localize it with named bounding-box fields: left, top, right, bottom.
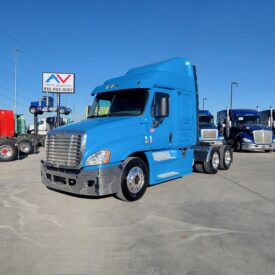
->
left=217, top=109, right=275, bottom=152
left=197, top=110, right=232, bottom=171
left=41, top=58, right=232, bottom=201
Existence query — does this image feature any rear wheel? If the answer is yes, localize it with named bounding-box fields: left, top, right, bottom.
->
left=0, top=140, right=18, bottom=162
left=115, top=157, right=148, bottom=201
left=59, top=107, right=67, bottom=114
left=218, top=146, right=232, bottom=170
left=203, top=149, right=220, bottom=174
left=18, top=138, right=34, bottom=155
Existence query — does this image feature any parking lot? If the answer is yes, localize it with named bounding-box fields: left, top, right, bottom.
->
left=0, top=150, right=275, bottom=275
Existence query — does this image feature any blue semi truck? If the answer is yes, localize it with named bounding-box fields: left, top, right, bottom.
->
left=41, top=58, right=232, bottom=201
left=197, top=110, right=232, bottom=171
left=217, top=109, right=275, bottom=152
left=198, top=110, right=224, bottom=144
left=29, top=96, right=71, bottom=115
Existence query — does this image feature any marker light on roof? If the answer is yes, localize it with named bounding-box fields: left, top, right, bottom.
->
left=185, top=61, right=190, bottom=66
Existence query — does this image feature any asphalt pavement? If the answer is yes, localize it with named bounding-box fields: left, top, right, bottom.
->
left=0, top=149, right=275, bottom=275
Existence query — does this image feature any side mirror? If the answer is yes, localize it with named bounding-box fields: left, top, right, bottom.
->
left=154, top=94, right=169, bottom=118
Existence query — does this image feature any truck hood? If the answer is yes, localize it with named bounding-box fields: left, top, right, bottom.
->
left=48, top=116, right=149, bottom=166
left=238, top=124, right=271, bottom=132
left=199, top=124, right=217, bottom=130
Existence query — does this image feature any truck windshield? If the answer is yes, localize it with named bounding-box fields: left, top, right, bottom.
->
left=199, top=116, right=214, bottom=125
left=236, top=116, right=261, bottom=124
left=88, top=88, right=148, bottom=118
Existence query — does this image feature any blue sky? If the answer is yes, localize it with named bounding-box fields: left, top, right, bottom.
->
left=0, top=0, right=275, bottom=124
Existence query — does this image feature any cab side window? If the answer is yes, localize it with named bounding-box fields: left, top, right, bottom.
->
left=151, top=92, right=170, bottom=118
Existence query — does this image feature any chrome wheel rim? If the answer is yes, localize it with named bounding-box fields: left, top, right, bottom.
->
left=224, top=150, right=231, bottom=166
left=0, top=145, right=13, bottom=159
left=212, top=152, right=219, bottom=169
left=126, top=166, right=145, bottom=194
left=19, top=142, right=30, bottom=153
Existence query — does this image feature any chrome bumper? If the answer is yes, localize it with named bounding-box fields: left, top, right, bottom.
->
left=41, top=161, right=122, bottom=196
left=242, top=143, right=275, bottom=151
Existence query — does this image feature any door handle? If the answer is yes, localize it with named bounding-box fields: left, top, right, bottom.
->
left=169, top=132, right=173, bottom=144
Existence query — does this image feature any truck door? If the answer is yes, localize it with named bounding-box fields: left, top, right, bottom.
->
left=148, top=89, right=195, bottom=184
left=149, top=89, right=173, bottom=150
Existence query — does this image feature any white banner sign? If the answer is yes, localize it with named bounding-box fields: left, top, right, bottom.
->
left=42, top=72, right=75, bottom=93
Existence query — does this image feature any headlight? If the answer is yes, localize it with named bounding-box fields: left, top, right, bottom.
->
left=273, top=139, right=275, bottom=143
left=218, top=136, right=224, bottom=140
left=242, top=138, right=252, bottom=143
left=85, top=149, right=111, bottom=166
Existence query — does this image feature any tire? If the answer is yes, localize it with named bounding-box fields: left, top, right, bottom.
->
left=29, top=106, right=38, bottom=115
left=65, top=108, right=71, bottom=115
left=17, top=138, right=34, bottom=155
left=218, top=146, right=233, bottom=170
left=59, top=107, right=67, bottom=114
left=235, top=140, right=242, bottom=152
left=193, top=163, right=204, bottom=173
left=203, top=149, right=220, bottom=174
left=115, top=157, right=148, bottom=202
left=40, top=136, right=46, bottom=147
left=0, top=139, right=18, bottom=162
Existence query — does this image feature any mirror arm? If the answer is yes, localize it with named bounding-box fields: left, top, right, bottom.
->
left=153, top=117, right=164, bottom=128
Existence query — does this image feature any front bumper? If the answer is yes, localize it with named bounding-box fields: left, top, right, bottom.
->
left=241, top=143, right=275, bottom=151
left=41, top=161, right=122, bottom=196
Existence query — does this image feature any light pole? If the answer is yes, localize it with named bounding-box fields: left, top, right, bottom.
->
left=202, top=97, right=207, bottom=110
left=13, top=48, right=19, bottom=113
left=230, top=81, right=238, bottom=110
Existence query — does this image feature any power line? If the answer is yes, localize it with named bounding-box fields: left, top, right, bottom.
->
left=0, top=53, right=39, bottom=80
left=0, top=85, right=32, bottom=102
left=0, top=27, right=48, bottom=67
left=0, top=66, right=37, bottom=94
left=0, top=92, right=28, bottom=107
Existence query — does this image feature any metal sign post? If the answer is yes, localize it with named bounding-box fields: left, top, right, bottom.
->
left=57, top=94, right=61, bottom=127
left=34, top=113, right=38, bottom=154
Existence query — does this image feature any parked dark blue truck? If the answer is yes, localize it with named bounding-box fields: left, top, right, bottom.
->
left=217, top=109, right=275, bottom=152
left=41, top=58, right=232, bottom=201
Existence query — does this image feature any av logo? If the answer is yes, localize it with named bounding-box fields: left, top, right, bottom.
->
left=46, top=74, right=72, bottom=84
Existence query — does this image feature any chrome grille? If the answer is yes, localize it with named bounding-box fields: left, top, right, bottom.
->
left=253, top=130, right=272, bottom=144
left=201, top=129, right=218, bottom=140
left=46, top=133, right=83, bottom=168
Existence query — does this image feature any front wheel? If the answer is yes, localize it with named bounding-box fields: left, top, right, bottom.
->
left=235, top=140, right=242, bottom=152
left=115, top=157, right=148, bottom=202
left=29, top=106, right=38, bottom=115
left=203, top=149, right=220, bottom=174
